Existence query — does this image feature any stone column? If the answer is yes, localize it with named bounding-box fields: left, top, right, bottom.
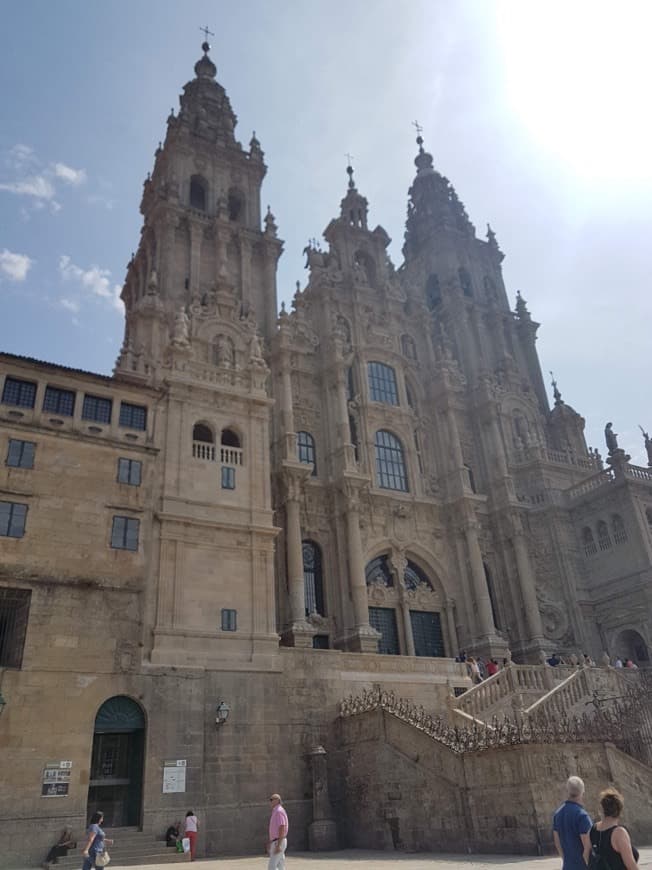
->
left=332, top=339, right=355, bottom=470
left=511, top=527, right=544, bottom=642
left=278, top=340, right=297, bottom=460
left=391, top=550, right=415, bottom=656
left=445, top=597, right=459, bottom=657
left=282, top=468, right=314, bottom=647
left=308, top=746, right=338, bottom=850
left=464, top=521, right=497, bottom=640
left=341, top=481, right=379, bottom=652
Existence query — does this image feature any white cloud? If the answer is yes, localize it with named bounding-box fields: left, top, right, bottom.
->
left=54, top=162, right=87, bottom=186
left=58, top=255, right=123, bottom=312
left=7, top=144, right=37, bottom=168
left=0, top=175, right=56, bottom=200
left=0, top=249, right=33, bottom=281
left=59, top=297, right=80, bottom=313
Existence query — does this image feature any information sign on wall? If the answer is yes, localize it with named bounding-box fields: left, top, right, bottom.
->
left=162, top=759, right=187, bottom=794
left=41, top=761, right=72, bottom=797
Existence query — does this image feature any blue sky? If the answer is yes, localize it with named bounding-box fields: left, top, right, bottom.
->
left=1, top=0, right=650, bottom=462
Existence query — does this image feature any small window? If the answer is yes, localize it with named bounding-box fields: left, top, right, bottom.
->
left=193, top=423, right=215, bottom=460
left=221, top=429, right=240, bottom=448
left=303, top=540, right=324, bottom=616
left=297, top=431, right=316, bottom=475
left=459, top=267, right=473, bottom=297
left=221, top=466, right=236, bottom=489
left=119, top=401, right=147, bottom=431
left=313, top=635, right=329, bottom=650
left=43, top=386, right=75, bottom=416
left=612, top=514, right=628, bottom=545
left=117, top=458, right=142, bottom=486
left=6, top=439, right=35, bottom=469
left=368, top=362, right=399, bottom=405
left=2, top=377, right=37, bottom=409
left=597, top=520, right=612, bottom=551
left=426, top=274, right=441, bottom=309
left=582, top=527, right=597, bottom=556
left=0, top=501, right=28, bottom=538
left=82, top=394, right=112, bottom=424
left=190, top=175, right=207, bottom=211
left=228, top=190, right=244, bottom=222
left=0, top=587, right=31, bottom=668
left=221, top=608, right=237, bottom=631
left=193, top=423, right=214, bottom=443
left=111, top=516, right=139, bottom=551
left=375, top=430, right=408, bottom=492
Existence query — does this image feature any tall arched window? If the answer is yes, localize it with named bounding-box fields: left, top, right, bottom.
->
left=458, top=267, right=473, bottom=297
left=582, top=527, right=597, bottom=556
left=597, top=520, right=612, bottom=551
left=302, top=540, right=324, bottom=616
left=426, top=274, right=441, bottom=309
left=612, top=514, right=628, bottom=544
left=368, top=362, right=399, bottom=405
left=297, top=431, right=316, bottom=475
left=228, top=189, right=244, bottom=222
left=375, top=430, right=408, bottom=492
left=190, top=175, right=207, bottom=211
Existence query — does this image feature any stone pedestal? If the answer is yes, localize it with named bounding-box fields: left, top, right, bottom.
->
left=308, top=746, right=338, bottom=851
left=337, top=625, right=380, bottom=653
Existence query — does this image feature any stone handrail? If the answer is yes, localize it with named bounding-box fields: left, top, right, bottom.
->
left=625, top=465, right=652, bottom=482
left=511, top=447, right=598, bottom=470
left=450, top=706, right=495, bottom=732
left=526, top=668, right=588, bottom=722
left=192, top=440, right=216, bottom=461
left=566, top=469, right=615, bottom=500
left=454, top=664, right=562, bottom=718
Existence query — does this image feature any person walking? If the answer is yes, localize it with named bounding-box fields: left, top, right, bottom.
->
left=81, top=811, right=113, bottom=870
left=590, top=787, right=639, bottom=870
left=552, top=776, right=592, bottom=870
left=184, top=810, right=199, bottom=861
left=266, top=793, right=288, bottom=870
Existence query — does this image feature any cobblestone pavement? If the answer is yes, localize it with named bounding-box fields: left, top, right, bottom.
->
left=44, top=846, right=652, bottom=870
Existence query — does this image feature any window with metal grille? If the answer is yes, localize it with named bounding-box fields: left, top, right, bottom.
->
left=0, top=588, right=31, bottom=668
left=410, top=611, right=445, bottom=657
left=375, top=430, right=408, bottom=491
left=6, top=439, right=35, bottom=469
left=368, top=606, right=399, bottom=655
left=297, top=431, right=316, bottom=475
left=43, top=385, right=75, bottom=416
left=119, top=402, right=147, bottom=431
left=82, top=394, right=112, bottom=424
left=367, top=362, right=399, bottom=405
left=0, top=501, right=28, bottom=538
left=365, top=555, right=393, bottom=587
left=221, top=608, right=237, bottom=631
left=117, top=458, right=142, bottom=486
left=221, top=466, right=235, bottom=489
left=302, top=540, right=324, bottom=616
left=110, top=516, right=139, bottom=551
left=1, top=377, right=36, bottom=408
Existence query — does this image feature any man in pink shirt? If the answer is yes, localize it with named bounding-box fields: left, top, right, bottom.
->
left=267, top=793, right=288, bottom=869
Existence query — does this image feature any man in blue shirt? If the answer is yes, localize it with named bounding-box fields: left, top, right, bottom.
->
left=553, top=776, right=593, bottom=870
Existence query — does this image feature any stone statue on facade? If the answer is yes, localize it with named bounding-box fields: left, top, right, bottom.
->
left=604, top=422, right=619, bottom=454
left=639, top=426, right=652, bottom=467
left=171, top=308, right=190, bottom=347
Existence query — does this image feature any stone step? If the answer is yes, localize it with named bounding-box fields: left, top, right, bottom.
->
left=54, top=849, right=183, bottom=868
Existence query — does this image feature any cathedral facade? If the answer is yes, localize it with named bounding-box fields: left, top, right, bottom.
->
left=1, top=43, right=652, bottom=865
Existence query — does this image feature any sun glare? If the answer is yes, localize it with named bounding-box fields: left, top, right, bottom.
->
left=495, top=1, right=652, bottom=183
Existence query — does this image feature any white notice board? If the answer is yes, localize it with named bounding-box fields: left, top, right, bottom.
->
left=162, top=759, right=187, bottom=794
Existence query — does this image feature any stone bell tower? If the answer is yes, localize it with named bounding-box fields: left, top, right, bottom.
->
left=113, top=42, right=283, bottom=667
left=115, top=40, right=282, bottom=383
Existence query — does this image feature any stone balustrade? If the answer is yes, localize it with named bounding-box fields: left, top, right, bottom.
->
left=565, top=469, right=615, bottom=500
left=626, top=464, right=652, bottom=482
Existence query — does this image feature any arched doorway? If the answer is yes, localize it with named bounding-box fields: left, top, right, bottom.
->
left=615, top=629, right=650, bottom=667
left=87, top=696, right=145, bottom=827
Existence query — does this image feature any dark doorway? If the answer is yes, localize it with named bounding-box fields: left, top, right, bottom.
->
left=410, top=610, right=445, bottom=657
left=87, top=696, right=145, bottom=827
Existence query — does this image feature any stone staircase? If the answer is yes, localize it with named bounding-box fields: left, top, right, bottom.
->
left=451, top=663, right=639, bottom=727
left=55, top=827, right=182, bottom=868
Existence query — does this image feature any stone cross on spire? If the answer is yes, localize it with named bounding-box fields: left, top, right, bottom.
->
left=199, top=24, right=214, bottom=41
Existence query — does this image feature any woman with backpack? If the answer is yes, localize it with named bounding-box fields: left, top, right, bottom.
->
left=589, top=788, right=639, bottom=870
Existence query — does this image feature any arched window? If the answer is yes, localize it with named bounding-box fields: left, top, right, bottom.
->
left=368, top=362, right=399, bottom=405
left=365, top=555, right=393, bottom=587
left=220, top=428, right=242, bottom=468
left=228, top=189, right=244, bottom=222
left=302, top=540, right=324, bottom=616
left=190, top=175, right=207, bottom=211
left=459, top=267, right=473, bottom=297
left=597, top=520, right=612, bottom=551
left=375, top=430, right=408, bottom=492
left=612, top=514, right=628, bottom=544
left=582, top=526, right=597, bottom=556
left=404, top=560, right=433, bottom=591
left=192, top=422, right=215, bottom=460
left=426, top=274, right=441, bottom=309
left=297, top=431, right=316, bottom=475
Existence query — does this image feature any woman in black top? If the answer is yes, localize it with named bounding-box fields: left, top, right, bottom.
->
left=590, top=788, right=638, bottom=870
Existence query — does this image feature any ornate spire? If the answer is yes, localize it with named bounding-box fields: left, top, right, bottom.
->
left=486, top=223, right=505, bottom=262
left=339, top=161, right=368, bottom=230
left=403, top=129, right=475, bottom=259
left=550, top=371, right=563, bottom=406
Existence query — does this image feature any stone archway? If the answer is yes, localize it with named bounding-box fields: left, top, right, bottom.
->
left=615, top=629, right=650, bottom=667
left=87, top=696, right=146, bottom=827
